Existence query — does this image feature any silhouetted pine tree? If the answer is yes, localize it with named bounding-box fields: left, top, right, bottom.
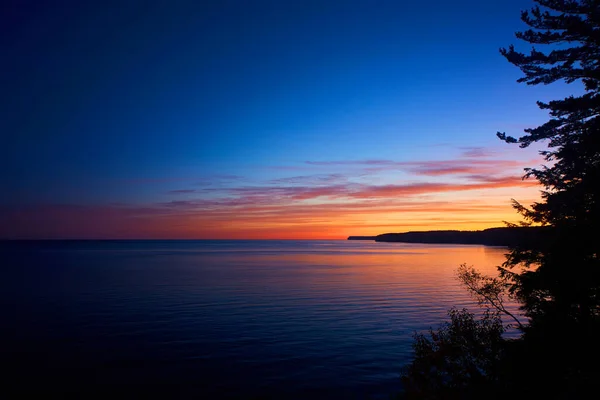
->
left=494, top=1, right=600, bottom=393
left=402, top=1, right=600, bottom=398
left=497, top=0, right=600, bottom=336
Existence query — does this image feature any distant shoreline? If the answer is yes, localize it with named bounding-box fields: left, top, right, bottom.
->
left=348, top=226, right=548, bottom=247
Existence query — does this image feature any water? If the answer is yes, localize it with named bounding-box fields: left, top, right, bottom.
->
left=0, top=240, right=512, bottom=399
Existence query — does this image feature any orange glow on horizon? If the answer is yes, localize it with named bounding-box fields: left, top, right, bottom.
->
left=1, top=149, right=546, bottom=240
left=2, top=187, right=541, bottom=240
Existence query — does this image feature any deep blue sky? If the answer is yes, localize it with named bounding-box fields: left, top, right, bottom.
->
left=1, top=0, right=573, bottom=238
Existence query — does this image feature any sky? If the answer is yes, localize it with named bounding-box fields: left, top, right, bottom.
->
left=0, top=0, right=575, bottom=239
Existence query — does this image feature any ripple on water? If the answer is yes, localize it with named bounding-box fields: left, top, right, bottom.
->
left=0, top=240, right=518, bottom=398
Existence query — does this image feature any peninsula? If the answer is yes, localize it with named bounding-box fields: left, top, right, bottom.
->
left=348, top=226, right=548, bottom=247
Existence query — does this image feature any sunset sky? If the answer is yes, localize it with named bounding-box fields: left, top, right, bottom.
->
left=1, top=0, right=573, bottom=239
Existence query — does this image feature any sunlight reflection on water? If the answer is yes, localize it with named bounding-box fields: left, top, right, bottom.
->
left=0, top=240, right=518, bottom=398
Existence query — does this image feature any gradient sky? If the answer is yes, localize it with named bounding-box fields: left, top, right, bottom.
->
left=1, top=0, right=574, bottom=239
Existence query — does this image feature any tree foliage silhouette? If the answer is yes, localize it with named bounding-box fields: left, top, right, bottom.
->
left=402, top=1, right=600, bottom=397
left=400, top=309, right=505, bottom=399
left=496, top=0, right=600, bottom=332
left=456, top=264, right=524, bottom=330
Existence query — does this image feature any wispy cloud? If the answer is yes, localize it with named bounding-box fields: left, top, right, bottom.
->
left=305, top=159, right=395, bottom=166
left=459, top=146, right=497, bottom=158
left=303, top=158, right=525, bottom=176
left=267, top=173, right=350, bottom=185
left=1, top=145, right=544, bottom=239
left=168, top=189, right=196, bottom=194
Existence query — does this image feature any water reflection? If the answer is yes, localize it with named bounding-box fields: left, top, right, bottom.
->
left=0, top=240, right=515, bottom=398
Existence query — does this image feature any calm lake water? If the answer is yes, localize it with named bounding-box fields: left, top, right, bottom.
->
left=0, top=240, right=511, bottom=399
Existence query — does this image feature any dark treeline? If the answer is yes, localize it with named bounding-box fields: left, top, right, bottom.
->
left=376, top=227, right=548, bottom=246
left=349, top=226, right=549, bottom=246
left=399, top=1, right=600, bottom=399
